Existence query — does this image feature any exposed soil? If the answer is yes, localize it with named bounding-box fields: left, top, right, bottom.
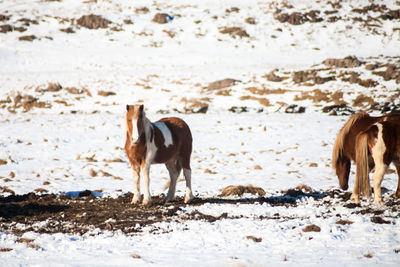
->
left=1, top=187, right=398, bottom=237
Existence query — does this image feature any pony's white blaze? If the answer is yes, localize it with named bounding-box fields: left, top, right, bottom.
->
left=131, top=118, right=140, bottom=143
left=154, top=122, right=173, bottom=147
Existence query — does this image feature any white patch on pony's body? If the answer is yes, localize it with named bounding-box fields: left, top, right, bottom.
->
left=371, top=123, right=388, bottom=205
left=154, top=122, right=173, bottom=147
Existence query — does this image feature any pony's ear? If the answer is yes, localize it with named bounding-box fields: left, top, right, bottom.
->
left=139, top=104, right=144, bottom=111
left=126, top=105, right=130, bottom=111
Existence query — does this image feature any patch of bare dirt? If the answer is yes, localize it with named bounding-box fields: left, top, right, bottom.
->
left=0, top=187, right=398, bottom=236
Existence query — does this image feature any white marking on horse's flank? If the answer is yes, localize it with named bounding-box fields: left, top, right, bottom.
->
left=154, top=122, right=173, bottom=147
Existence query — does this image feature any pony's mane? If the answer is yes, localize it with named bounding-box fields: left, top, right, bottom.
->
left=331, top=112, right=369, bottom=169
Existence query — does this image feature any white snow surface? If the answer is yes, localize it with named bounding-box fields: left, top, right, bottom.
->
left=1, top=0, right=400, bottom=266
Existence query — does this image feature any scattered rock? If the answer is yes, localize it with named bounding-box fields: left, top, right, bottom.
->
left=322, top=104, right=354, bottom=116
left=60, top=27, right=75, bottom=33
left=372, top=64, right=400, bottom=83
left=336, top=219, right=353, bottom=225
left=226, top=7, right=240, bottom=13
left=292, top=70, right=335, bottom=85
left=207, top=78, right=239, bottom=91
left=12, top=93, right=51, bottom=112
left=17, top=18, right=38, bottom=26
left=219, top=26, right=249, bottom=38
left=322, top=56, right=363, bottom=68
left=371, top=216, right=390, bottom=224
left=36, top=82, right=62, bottom=93
left=65, top=87, right=83, bottom=94
left=152, top=13, right=173, bottom=24
left=303, top=224, right=321, bottom=232
left=77, top=14, right=111, bottom=29
left=219, top=185, right=266, bottom=197
left=245, top=17, right=256, bottom=25
left=275, top=10, right=322, bottom=25
left=246, top=236, right=262, bottom=242
left=0, top=24, right=13, bottom=33
left=369, top=102, right=400, bottom=113
left=265, top=70, right=284, bottom=82
left=0, top=14, right=11, bottom=21
left=135, top=7, right=150, bottom=14
left=98, top=90, right=116, bottom=96
left=228, top=106, right=248, bottom=113
left=0, top=159, right=7, bottom=165
left=353, top=94, right=376, bottom=107
left=18, top=35, right=36, bottom=41
left=381, top=9, right=400, bottom=20
left=285, top=104, right=305, bottom=114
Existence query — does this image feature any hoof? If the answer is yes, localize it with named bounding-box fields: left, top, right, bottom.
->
left=142, top=197, right=152, bottom=206
left=350, top=193, right=360, bottom=204
left=374, top=199, right=385, bottom=205
left=184, top=194, right=194, bottom=204
left=131, top=198, right=140, bottom=205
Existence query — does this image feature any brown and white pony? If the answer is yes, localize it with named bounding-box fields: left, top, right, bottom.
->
left=332, top=112, right=400, bottom=199
left=352, top=120, right=400, bottom=204
left=124, top=104, right=194, bottom=205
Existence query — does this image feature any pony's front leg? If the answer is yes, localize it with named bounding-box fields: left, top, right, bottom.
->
left=131, top=165, right=141, bottom=204
left=142, top=163, right=152, bottom=206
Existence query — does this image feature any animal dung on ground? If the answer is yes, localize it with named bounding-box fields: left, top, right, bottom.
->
left=219, top=185, right=266, bottom=197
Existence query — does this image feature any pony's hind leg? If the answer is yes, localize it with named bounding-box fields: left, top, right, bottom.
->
left=371, top=123, right=389, bottom=205
left=165, top=159, right=181, bottom=202
left=372, top=163, right=387, bottom=205
left=394, top=162, right=400, bottom=198
left=131, top=165, right=141, bottom=204
left=183, top=168, right=194, bottom=203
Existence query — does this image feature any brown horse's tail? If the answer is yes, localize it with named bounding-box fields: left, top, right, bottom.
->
left=332, top=112, right=368, bottom=170
left=355, top=132, right=371, bottom=197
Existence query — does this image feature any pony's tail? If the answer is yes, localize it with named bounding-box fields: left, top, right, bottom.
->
left=355, top=132, right=371, bottom=197
left=332, top=112, right=367, bottom=170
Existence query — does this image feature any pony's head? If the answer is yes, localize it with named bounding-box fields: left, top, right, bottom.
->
left=126, top=104, right=146, bottom=145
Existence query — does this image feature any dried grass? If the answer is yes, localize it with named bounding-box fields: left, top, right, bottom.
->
left=219, top=185, right=266, bottom=197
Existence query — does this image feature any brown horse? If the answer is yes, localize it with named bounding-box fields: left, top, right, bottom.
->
left=125, top=104, right=194, bottom=205
left=352, top=120, right=400, bottom=204
left=332, top=112, right=400, bottom=197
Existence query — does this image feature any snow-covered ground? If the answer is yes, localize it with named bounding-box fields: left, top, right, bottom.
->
left=1, top=0, right=400, bottom=266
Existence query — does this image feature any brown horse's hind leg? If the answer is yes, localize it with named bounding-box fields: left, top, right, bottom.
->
left=394, top=162, right=400, bottom=198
